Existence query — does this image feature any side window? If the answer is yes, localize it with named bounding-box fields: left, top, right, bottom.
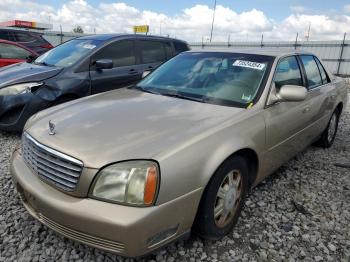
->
left=139, top=41, right=166, bottom=64
left=0, top=43, right=31, bottom=59
left=300, top=55, right=323, bottom=89
left=14, top=32, right=36, bottom=43
left=173, top=41, right=189, bottom=54
left=0, top=31, right=10, bottom=41
left=274, top=56, right=303, bottom=89
left=314, top=57, right=329, bottom=84
left=93, top=40, right=136, bottom=68
left=164, top=42, right=173, bottom=58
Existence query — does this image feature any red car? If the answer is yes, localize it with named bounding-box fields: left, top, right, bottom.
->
left=0, top=39, right=38, bottom=67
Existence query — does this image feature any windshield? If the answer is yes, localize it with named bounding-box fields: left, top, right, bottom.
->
left=34, top=39, right=103, bottom=68
left=137, top=52, right=274, bottom=107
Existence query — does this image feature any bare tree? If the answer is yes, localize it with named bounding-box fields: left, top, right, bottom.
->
left=73, top=25, right=84, bottom=34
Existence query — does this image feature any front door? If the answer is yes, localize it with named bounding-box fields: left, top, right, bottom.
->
left=262, top=55, right=315, bottom=174
left=89, top=40, right=142, bottom=94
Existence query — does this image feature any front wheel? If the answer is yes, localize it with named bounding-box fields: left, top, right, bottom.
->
left=194, top=156, right=249, bottom=240
left=316, top=109, right=339, bottom=148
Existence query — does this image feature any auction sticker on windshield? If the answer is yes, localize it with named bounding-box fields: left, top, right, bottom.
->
left=82, top=44, right=96, bottom=49
left=233, top=60, right=266, bottom=70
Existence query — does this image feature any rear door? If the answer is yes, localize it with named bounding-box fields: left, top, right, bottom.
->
left=0, top=42, right=31, bottom=67
left=298, top=55, right=334, bottom=139
left=136, top=40, right=170, bottom=73
left=89, top=40, right=141, bottom=94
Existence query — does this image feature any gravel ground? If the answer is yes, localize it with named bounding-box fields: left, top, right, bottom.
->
left=0, top=91, right=349, bottom=262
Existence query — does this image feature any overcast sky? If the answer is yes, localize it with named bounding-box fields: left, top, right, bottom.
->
left=0, top=0, right=349, bottom=42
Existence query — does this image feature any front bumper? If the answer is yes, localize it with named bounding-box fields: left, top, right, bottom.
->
left=10, top=150, right=202, bottom=257
left=0, top=93, right=49, bottom=132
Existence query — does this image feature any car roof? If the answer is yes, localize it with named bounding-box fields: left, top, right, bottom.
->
left=187, top=48, right=314, bottom=57
left=0, top=28, right=41, bottom=35
left=77, top=34, right=188, bottom=43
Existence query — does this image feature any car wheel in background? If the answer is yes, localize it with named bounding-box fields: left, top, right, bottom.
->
left=316, top=109, right=340, bottom=148
left=194, top=156, right=249, bottom=240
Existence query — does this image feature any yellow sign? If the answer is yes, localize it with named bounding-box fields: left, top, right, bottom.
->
left=133, top=25, right=149, bottom=33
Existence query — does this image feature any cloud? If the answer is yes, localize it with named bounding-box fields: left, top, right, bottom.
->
left=345, top=5, right=350, bottom=13
left=290, top=5, right=306, bottom=13
left=0, top=0, right=349, bottom=42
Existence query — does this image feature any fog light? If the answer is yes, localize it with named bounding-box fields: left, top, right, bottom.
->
left=147, top=224, right=179, bottom=247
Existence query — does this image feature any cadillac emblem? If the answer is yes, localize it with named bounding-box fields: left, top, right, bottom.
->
left=49, top=120, right=56, bottom=135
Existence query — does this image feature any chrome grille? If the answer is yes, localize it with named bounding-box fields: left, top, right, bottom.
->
left=22, top=133, right=83, bottom=191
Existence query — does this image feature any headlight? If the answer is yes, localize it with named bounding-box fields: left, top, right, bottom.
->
left=0, top=82, right=43, bottom=96
left=91, top=160, right=159, bottom=206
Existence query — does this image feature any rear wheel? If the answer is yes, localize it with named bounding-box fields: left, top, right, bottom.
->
left=316, top=109, right=339, bottom=148
left=194, top=156, right=249, bottom=240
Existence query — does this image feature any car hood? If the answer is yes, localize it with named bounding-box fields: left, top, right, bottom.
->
left=0, top=62, right=62, bottom=89
left=26, top=88, right=245, bottom=168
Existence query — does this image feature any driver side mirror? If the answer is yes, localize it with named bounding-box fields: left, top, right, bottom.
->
left=95, top=59, right=113, bottom=70
left=277, top=85, right=307, bottom=102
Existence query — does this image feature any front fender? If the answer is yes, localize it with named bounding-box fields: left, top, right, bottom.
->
left=156, top=110, right=266, bottom=205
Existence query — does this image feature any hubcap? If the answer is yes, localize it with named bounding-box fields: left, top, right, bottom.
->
left=214, top=170, right=243, bottom=228
left=327, top=113, right=337, bottom=143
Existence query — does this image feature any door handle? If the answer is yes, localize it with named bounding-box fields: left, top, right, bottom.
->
left=330, top=93, right=336, bottom=100
left=302, top=106, right=310, bottom=113
left=148, top=66, right=154, bottom=69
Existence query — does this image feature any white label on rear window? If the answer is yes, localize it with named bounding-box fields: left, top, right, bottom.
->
left=82, top=44, right=96, bottom=49
left=233, top=60, right=266, bottom=70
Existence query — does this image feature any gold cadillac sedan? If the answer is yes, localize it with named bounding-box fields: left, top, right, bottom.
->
left=11, top=49, right=347, bottom=257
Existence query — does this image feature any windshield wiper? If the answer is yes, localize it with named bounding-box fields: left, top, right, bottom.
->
left=34, top=61, right=54, bottom=67
left=161, top=91, right=206, bottom=103
left=131, top=86, right=206, bottom=103
left=130, top=85, right=161, bottom=95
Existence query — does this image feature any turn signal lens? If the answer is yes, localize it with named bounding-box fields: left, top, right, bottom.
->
left=144, top=166, right=157, bottom=205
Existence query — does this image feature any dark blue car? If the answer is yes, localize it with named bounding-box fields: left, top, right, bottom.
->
left=0, top=34, right=190, bottom=131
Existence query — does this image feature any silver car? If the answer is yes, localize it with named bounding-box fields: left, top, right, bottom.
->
left=11, top=49, right=347, bottom=257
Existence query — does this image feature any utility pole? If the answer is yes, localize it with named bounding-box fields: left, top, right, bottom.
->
left=209, top=0, right=217, bottom=42
left=294, top=32, right=299, bottom=50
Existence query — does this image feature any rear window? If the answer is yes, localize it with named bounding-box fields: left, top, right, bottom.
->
left=300, top=55, right=323, bottom=89
left=314, top=57, right=330, bottom=84
left=173, top=41, right=189, bottom=54
left=14, top=32, right=37, bottom=43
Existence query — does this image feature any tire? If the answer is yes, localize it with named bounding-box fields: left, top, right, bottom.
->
left=194, top=156, right=249, bottom=240
left=316, top=109, right=340, bottom=148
